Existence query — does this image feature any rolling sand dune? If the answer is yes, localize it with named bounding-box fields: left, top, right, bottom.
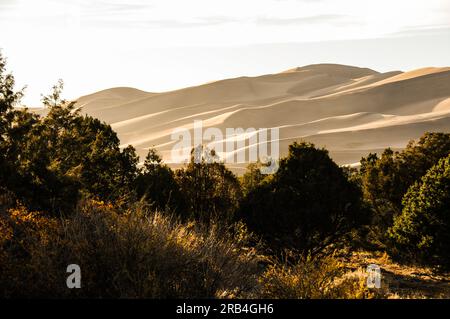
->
left=37, top=64, right=450, bottom=173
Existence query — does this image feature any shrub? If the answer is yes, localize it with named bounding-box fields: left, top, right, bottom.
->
left=389, top=154, right=450, bottom=267
left=240, top=162, right=268, bottom=195
left=361, top=133, right=450, bottom=213
left=0, top=200, right=260, bottom=298
left=359, top=133, right=450, bottom=248
left=176, top=146, right=242, bottom=223
left=0, top=205, right=59, bottom=297
left=238, top=142, right=368, bottom=256
left=135, top=148, right=185, bottom=215
left=361, top=135, right=449, bottom=210
left=1, top=72, right=140, bottom=215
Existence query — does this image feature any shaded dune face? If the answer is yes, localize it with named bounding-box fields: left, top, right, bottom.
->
left=72, top=64, right=450, bottom=173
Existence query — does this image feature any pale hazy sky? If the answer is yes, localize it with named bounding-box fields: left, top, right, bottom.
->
left=1, top=0, right=450, bottom=106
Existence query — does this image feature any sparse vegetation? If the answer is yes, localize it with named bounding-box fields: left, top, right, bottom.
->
left=1, top=52, right=449, bottom=298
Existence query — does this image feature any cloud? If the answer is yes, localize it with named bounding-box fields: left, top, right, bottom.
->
left=0, top=0, right=17, bottom=6
left=47, top=1, right=236, bottom=29
left=80, top=1, right=154, bottom=16
left=293, top=0, right=325, bottom=1
left=256, top=14, right=360, bottom=27
left=387, top=25, right=450, bottom=38
left=84, top=15, right=238, bottom=29
left=0, top=0, right=18, bottom=12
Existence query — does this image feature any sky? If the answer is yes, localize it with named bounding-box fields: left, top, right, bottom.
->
left=1, top=0, right=450, bottom=106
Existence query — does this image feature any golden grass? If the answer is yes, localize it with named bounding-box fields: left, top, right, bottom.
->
left=1, top=200, right=448, bottom=299
left=344, top=251, right=450, bottom=299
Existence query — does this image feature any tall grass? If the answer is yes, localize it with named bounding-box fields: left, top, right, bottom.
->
left=0, top=200, right=260, bottom=298
left=1, top=199, right=379, bottom=299
left=258, top=253, right=373, bottom=299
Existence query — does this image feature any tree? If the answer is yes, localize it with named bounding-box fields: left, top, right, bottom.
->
left=0, top=55, right=74, bottom=214
left=74, top=116, right=139, bottom=201
left=240, top=161, right=268, bottom=195
left=0, top=52, right=23, bottom=115
left=40, top=80, right=140, bottom=204
left=2, top=81, right=85, bottom=213
left=135, top=148, right=185, bottom=214
left=238, top=142, right=367, bottom=256
left=0, top=52, right=25, bottom=195
left=389, top=154, right=450, bottom=267
left=361, top=133, right=450, bottom=214
left=1, top=71, right=140, bottom=214
left=360, top=133, right=450, bottom=246
left=176, top=146, right=242, bottom=222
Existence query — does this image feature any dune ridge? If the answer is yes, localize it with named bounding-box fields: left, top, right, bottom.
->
left=59, top=64, right=450, bottom=172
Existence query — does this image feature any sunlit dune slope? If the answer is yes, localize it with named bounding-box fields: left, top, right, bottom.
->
left=64, top=64, right=450, bottom=171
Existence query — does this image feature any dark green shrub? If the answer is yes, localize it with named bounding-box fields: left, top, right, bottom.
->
left=0, top=71, right=139, bottom=215
left=176, top=147, right=242, bottom=222
left=238, top=142, right=367, bottom=256
left=360, top=133, right=450, bottom=247
left=389, top=154, right=450, bottom=267
left=135, top=148, right=185, bottom=215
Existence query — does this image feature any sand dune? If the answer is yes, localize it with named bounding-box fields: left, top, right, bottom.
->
left=43, top=63, right=450, bottom=172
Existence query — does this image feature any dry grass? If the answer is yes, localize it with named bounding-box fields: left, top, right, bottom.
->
left=0, top=200, right=261, bottom=298
left=2, top=199, right=448, bottom=299
left=344, top=251, right=450, bottom=299
left=258, top=253, right=375, bottom=299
